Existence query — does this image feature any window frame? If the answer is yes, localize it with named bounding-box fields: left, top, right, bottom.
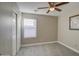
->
left=23, top=18, right=37, bottom=38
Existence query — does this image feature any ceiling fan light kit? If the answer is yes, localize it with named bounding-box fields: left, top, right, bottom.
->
left=49, top=7, right=55, bottom=11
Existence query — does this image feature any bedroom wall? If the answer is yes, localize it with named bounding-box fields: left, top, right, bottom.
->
left=22, top=13, right=58, bottom=44
left=58, top=2, right=79, bottom=52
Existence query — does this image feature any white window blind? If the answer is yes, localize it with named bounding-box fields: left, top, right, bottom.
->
left=24, top=18, right=37, bottom=38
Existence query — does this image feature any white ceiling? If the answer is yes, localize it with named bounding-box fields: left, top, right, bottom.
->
left=17, top=2, right=70, bottom=16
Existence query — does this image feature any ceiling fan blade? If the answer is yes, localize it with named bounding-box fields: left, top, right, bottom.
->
left=48, top=2, right=53, bottom=7
left=55, top=2, right=69, bottom=7
left=38, top=7, right=48, bottom=9
left=46, top=10, right=50, bottom=13
left=55, top=8, right=62, bottom=12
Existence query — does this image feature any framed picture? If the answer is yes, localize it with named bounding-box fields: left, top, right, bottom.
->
left=69, top=14, right=79, bottom=30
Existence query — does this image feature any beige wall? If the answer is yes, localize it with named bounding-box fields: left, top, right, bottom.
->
left=22, top=13, right=58, bottom=44
left=58, top=2, right=79, bottom=51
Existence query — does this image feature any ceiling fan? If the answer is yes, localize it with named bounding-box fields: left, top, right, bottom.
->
left=37, top=2, right=69, bottom=13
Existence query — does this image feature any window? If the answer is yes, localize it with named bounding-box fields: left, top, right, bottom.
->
left=24, top=18, right=37, bottom=38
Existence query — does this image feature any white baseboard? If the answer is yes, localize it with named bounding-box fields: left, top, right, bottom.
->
left=57, top=41, right=79, bottom=54
left=21, top=41, right=57, bottom=47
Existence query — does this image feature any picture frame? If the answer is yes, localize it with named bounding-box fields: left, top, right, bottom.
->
left=69, top=14, right=79, bottom=30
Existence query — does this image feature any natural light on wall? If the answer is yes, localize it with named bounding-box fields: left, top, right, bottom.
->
left=24, top=18, right=37, bottom=38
